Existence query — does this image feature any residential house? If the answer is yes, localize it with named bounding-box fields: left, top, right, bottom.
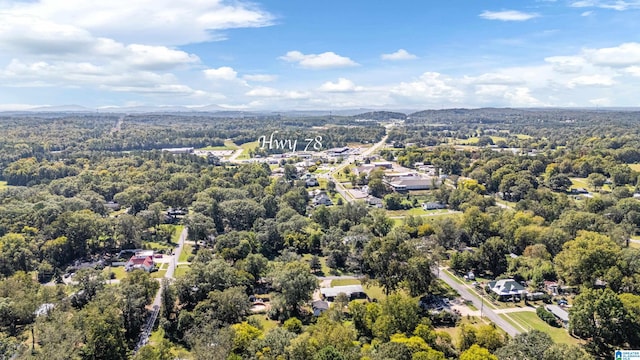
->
left=367, top=196, right=383, bottom=208
left=422, top=202, right=446, bottom=210
left=305, top=177, right=319, bottom=187
left=313, top=193, right=333, bottom=206
left=312, top=300, right=329, bottom=316
left=487, top=279, right=527, bottom=301
left=125, top=252, right=155, bottom=272
left=320, top=285, right=367, bottom=302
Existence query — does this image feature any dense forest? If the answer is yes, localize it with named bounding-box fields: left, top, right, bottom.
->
left=1, top=109, right=640, bottom=359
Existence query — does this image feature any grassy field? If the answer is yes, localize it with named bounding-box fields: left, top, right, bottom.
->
left=179, top=244, right=193, bottom=263
left=386, top=208, right=455, bottom=218
left=515, top=134, right=533, bottom=139
left=363, top=283, right=387, bottom=301
left=199, top=139, right=240, bottom=150
left=237, top=141, right=259, bottom=160
left=248, top=314, right=279, bottom=332
left=172, top=225, right=184, bottom=244
left=104, top=266, right=127, bottom=280
left=331, top=279, right=361, bottom=287
left=302, top=254, right=339, bottom=276
left=569, top=177, right=590, bottom=190
left=143, top=241, right=174, bottom=252
left=151, top=269, right=167, bottom=278
left=506, top=311, right=579, bottom=344
left=0, top=181, right=7, bottom=189
left=174, top=265, right=190, bottom=278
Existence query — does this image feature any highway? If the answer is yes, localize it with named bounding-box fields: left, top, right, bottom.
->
left=326, top=131, right=390, bottom=203
left=434, top=267, right=522, bottom=338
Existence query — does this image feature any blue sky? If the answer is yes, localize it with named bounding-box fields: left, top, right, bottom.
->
left=0, top=0, right=639, bottom=110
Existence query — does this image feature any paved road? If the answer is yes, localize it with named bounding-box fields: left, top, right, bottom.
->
left=327, top=132, right=390, bottom=203
left=435, top=267, right=522, bottom=337
left=135, top=226, right=188, bottom=352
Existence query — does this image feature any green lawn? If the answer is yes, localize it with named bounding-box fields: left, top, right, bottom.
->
left=363, top=283, right=387, bottom=301
left=179, top=244, right=193, bottom=263
left=104, top=266, right=127, bottom=280
left=506, top=311, right=579, bottom=344
left=515, top=134, right=533, bottom=140
left=172, top=225, right=184, bottom=244
left=199, top=145, right=234, bottom=150
left=159, top=263, right=169, bottom=270
left=151, top=269, right=167, bottom=278
left=237, top=141, right=259, bottom=160
left=248, top=314, right=279, bottom=332
left=0, top=181, right=7, bottom=189
left=143, top=241, right=173, bottom=252
left=569, top=178, right=590, bottom=190
left=331, top=279, right=361, bottom=287
left=174, top=265, right=191, bottom=278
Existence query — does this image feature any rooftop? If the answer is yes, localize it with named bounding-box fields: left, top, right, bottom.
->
left=320, top=285, right=365, bottom=298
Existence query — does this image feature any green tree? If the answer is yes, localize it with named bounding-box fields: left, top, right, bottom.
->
left=271, top=261, right=318, bottom=316
left=554, top=231, right=621, bottom=286
left=460, top=344, right=497, bottom=360
left=314, top=346, right=344, bottom=360
left=542, top=343, right=593, bottom=360
left=494, top=330, right=553, bottom=360
left=569, top=288, right=634, bottom=355
left=477, top=237, right=509, bottom=277
left=78, top=294, right=128, bottom=360
left=587, top=173, right=606, bottom=191
left=220, top=199, right=266, bottom=231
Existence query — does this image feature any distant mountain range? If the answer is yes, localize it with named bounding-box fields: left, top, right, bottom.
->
left=3, top=104, right=638, bottom=117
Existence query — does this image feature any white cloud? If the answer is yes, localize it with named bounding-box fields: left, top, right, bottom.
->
left=391, top=72, right=464, bottom=103
left=584, top=42, right=640, bottom=67
left=581, top=10, right=594, bottom=15
left=567, top=74, right=616, bottom=88
left=381, top=49, right=418, bottom=61
left=246, top=86, right=281, bottom=97
left=625, top=66, right=640, bottom=76
left=243, top=74, right=278, bottom=82
left=464, top=73, right=524, bottom=85
left=126, top=44, right=199, bottom=70
left=280, top=51, right=359, bottom=69
left=571, top=0, right=640, bottom=10
left=479, top=10, right=540, bottom=21
left=0, top=0, right=274, bottom=46
left=204, top=66, right=239, bottom=81
left=319, top=78, right=363, bottom=92
left=545, top=56, right=586, bottom=73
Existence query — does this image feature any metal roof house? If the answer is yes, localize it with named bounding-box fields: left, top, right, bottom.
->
left=487, top=279, right=527, bottom=301
left=319, top=285, right=367, bottom=302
